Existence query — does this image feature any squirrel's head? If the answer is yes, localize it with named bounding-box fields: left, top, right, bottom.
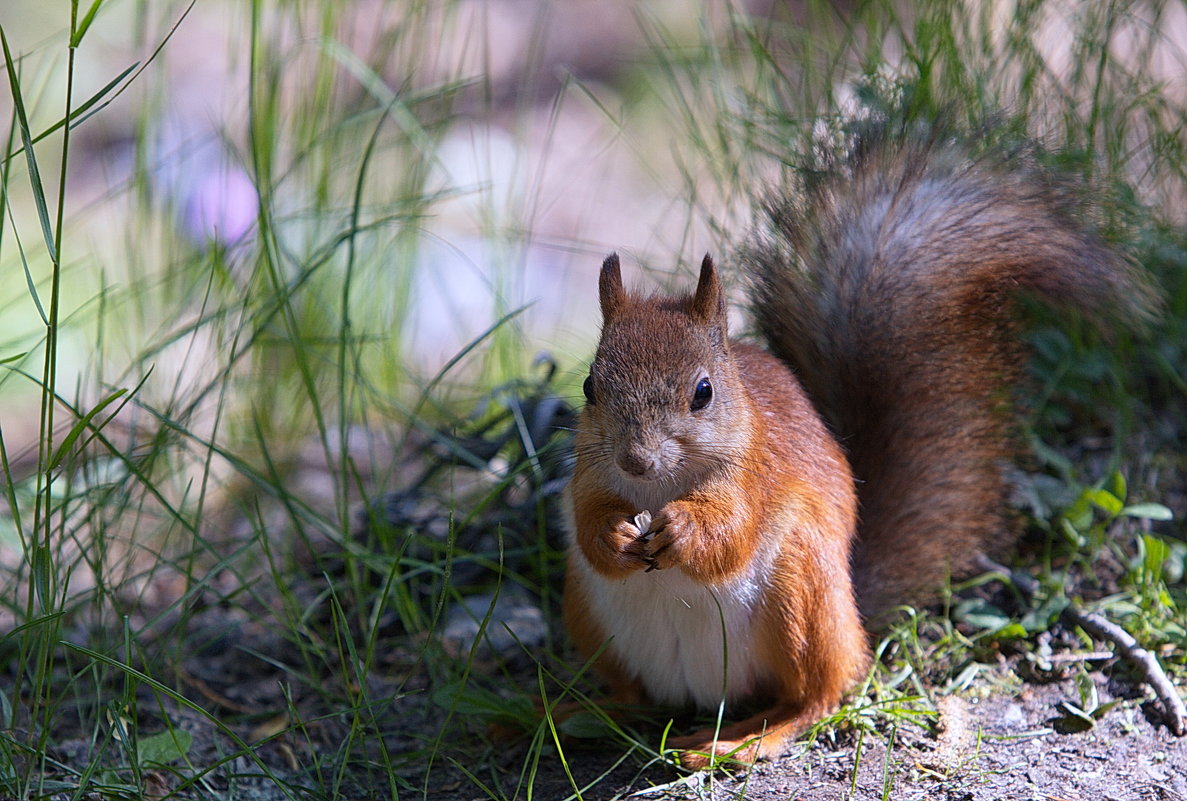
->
left=577, top=253, right=748, bottom=501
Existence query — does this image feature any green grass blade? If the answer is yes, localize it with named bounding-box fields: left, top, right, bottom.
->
left=25, top=62, right=138, bottom=155
left=1, top=26, right=58, bottom=264
left=11, top=216, right=48, bottom=324
left=47, top=387, right=127, bottom=470
left=70, top=0, right=106, bottom=48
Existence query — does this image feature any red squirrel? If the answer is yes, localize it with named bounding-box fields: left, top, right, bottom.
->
left=561, top=128, right=1154, bottom=769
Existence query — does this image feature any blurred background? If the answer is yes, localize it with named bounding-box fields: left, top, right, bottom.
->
left=5, top=0, right=1185, bottom=456
left=0, top=2, right=793, bottom=532
left=2, top=0, right=749, bottom=396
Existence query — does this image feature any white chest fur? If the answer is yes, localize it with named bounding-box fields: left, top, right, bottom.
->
left=569, top=545, right=774, bottom=710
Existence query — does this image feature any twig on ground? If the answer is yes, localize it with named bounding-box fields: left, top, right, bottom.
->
left=974, top=555, right=1186, bottom=736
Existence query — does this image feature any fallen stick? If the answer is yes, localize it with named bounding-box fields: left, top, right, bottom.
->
left=974, top=554, right=1186, bottom=736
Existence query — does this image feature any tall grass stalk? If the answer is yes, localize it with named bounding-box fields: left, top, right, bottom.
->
left=2, top=3, right=78, bottom=791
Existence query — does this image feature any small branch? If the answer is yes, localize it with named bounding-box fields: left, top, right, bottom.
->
left=974, top=555, right=1186, bottom=736
left=1043, top=651, right=1114, bottom=665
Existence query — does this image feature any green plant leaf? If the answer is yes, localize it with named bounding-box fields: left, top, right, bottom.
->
left=31, top=543, right=53, bottom=609
left=1075, top=670, right=1099, bottom=713
left=1092, top=699, right=1122, bottom=720
left=952, top=598, right=1011, bottom=633
left=430, top=679, right=532, bottom=722
left=1060, top=516, right=1085, bottom=547
left=38, top=62, right=137, bottom=146
left=48, top=388, right=127, bottom=470
left=1141, top=533, right=1172, bottom=579
left=136, top=729, right=192, bottom=768
left=1085, top=488, right=1124, bottom=517
left=1021, top=595, right=1070, bottom=633
left=20, top=245, right=48, bottom=325
left=556, top=710, right=615, bottom=739
left=2, top=61, right=140, bottom=165
left=71, top=0, right=106, bottom=48
left=994, top=622, right=1029, bottom=640
left=1, top=25, right=59, bottom=264
left=0, top=685, right=11, bottom=728
left=1058, top=702, right=1097, bottom=731
left=1106, top=471, right=1127, bottom=502
left=1122, top=503, right=1173, bottom=521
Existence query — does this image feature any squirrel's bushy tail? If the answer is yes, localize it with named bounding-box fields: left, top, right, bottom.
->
left=745, top=124, right=1157, bottom=622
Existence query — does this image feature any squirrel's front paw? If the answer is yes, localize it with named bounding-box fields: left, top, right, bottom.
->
left=642, top=504, right=695, bottom=571
left=599, top=519, right=654, bottom=574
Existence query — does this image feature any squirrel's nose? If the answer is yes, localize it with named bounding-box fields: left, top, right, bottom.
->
left=617, top=451, right=650, bottom=478
left=617, top=443, right=666, bottom=480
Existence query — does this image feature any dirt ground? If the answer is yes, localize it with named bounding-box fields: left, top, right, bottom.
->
left=49, top=593, right=1179, bottom=801
left=416, top=657, right=1187, bottom=800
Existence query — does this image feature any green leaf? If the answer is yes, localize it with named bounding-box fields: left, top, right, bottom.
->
left=31, top=543, right=53, bottom=609
left=1075, top=670, right=1099, bottom=712
left=994, top=622, right=1029, bottom=640
left=556, top=710, right=616, bottom=739
left=430, top=679, right=532, bottom=722
left=48, top=388, right=127, bottom=470
left=946, top=663, right=981, bottom=693
left=0, top=685, right=11, bottom=728
left=1141, top=533, right=1172, bottom=579
left=1092, top=699, right=1122, bottom=720
left=1059, top=516, right=1085, bottom=547
left=22, top=62, right=139, bottom=154
left=1106, top=472, right=1127, bottom=502
left=0, top=352, right=28, bottom=365
left=21, top=246, right=48, bottom=325
left=1, top=202, right=46, bottom=323
left=71, top=0, right=106, bottom=48
left=137, top=729, right=192, bottom=767
left=1021, top=595, right=1070, bottom=633
left=1121, top=503, right=1173, bottom=522
left=1, top=26, right=59, bottom=264
left=1085, top=488, right=1124, bottom=518
left=1057, top=702, right=1097, bottom=731
left=952, top=598, right=1011, bottom=633
left=3, top=48, right=141, bottom=165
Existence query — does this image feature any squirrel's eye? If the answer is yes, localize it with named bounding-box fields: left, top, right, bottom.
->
left=690, top=377, right=713, bottom=411
left=583, top=374, right=596, bottom=405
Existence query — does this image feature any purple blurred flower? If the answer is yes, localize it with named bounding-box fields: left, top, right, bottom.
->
left=182, top=165, right=258, bottom=246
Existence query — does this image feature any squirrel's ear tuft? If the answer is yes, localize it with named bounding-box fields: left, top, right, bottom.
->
left=599, top=253, right=626, bottom=321
left=692, top=253, right=727, bottom=325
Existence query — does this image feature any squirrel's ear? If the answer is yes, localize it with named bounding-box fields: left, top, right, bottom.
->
left=692, top=253, right=726, bottom=325
left=599, top=253, right=626, bottom=321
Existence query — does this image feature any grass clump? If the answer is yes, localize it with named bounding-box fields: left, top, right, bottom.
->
left=1, top=1, right=537, bottom=798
